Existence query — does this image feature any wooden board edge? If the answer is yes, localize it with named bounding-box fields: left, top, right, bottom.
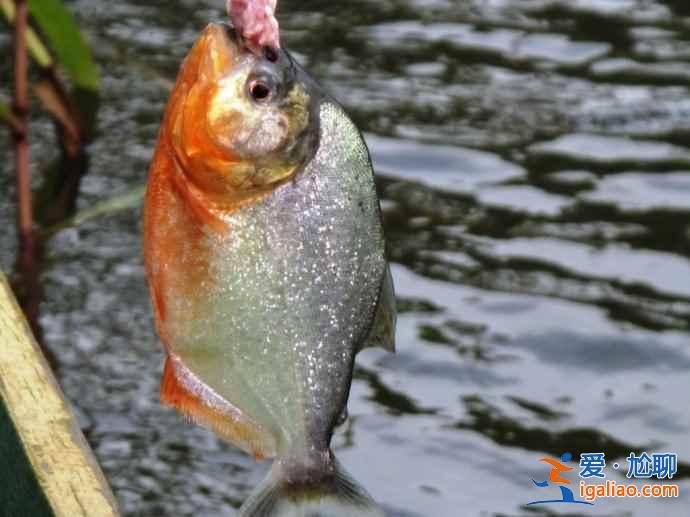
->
left=0, top=270, right=120, bottom=517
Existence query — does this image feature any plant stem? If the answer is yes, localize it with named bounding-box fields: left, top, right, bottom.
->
left=13, top=0, right=33, bottom=264
left=0, top=0, right=53, bottom=68
left=12, top=0, right=41, bottom=336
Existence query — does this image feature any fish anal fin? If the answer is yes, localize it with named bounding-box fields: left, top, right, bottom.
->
left=161, top=356, right=276, bottom=460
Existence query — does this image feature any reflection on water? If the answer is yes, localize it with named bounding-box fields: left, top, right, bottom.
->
left=1, top=0, right=690, bottom=515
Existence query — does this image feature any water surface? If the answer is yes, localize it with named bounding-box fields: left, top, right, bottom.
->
left=1, top=0, right=690, bottom=515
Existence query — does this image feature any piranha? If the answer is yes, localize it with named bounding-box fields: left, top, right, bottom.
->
left=143, top=1, right=396, bottom=516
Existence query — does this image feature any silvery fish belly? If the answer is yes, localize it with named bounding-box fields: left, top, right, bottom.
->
left=144, top=22, right=395, bottom=517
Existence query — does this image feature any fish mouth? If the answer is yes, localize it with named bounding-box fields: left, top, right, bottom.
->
left=198, top=22, right=244, bottom=81
left=213, top=21, right=244, bottom=63
left=206, top=21, right=291, bottom=75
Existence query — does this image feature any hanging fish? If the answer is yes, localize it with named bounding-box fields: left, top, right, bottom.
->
left=143, top=1, right=395, bottom=515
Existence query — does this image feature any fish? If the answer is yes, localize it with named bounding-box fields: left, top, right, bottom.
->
left=143, top=14, right=396, bottom=517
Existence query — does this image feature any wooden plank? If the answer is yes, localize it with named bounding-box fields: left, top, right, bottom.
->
left=0, top=270, right=119, bottom=516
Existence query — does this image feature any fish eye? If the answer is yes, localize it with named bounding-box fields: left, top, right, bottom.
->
left=249, top=80, right=272, bottom=102
left=246, top=65, right=282, bottom=105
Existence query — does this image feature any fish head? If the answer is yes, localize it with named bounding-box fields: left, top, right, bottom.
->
left=167, top=23, right=318, bottom=204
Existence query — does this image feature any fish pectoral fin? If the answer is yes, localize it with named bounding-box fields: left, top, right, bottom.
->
left=361, top=265, right=397, bottom=353
left=160, top=356, right=276, bottom=460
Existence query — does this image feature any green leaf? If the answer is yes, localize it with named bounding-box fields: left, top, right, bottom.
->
left=43, top=185, right=146, bottom=238
left=0, top=98, right=10, bottom=123
left=0, top=96, right=19, bottom=132
left=0, top=0, right=53, bottom=67
left=27, top=0, right=99, bottom=92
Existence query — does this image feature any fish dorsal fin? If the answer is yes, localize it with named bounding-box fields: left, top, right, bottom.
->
left=161, top=355, right=276, bottom=460
left=361, top=266, right=396, bottom=353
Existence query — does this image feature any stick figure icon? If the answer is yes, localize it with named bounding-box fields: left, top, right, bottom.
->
left=528, top=452, right=593, bottom=506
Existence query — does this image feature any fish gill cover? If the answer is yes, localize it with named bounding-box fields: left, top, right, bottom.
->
left=227, top=0, right=281, bottom=55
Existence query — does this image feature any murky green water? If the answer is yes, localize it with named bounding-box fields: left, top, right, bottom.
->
left=2, top=0, right=690, bottom=515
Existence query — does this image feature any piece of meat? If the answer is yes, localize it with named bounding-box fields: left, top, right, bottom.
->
left=226, top=0, right=280, bottom=55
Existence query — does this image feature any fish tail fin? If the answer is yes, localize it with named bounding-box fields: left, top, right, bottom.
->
left=238, top=452, right=386, bottom=517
